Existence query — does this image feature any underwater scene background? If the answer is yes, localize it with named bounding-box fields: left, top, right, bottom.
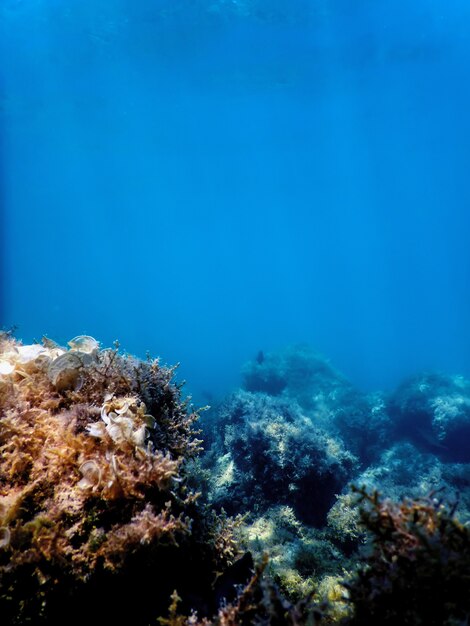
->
left=2, top=0, right=470, bottom=400
left=2, top=1, right=470, bottom=625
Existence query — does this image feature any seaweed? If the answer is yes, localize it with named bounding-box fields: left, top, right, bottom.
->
left=0, top=336, right=249, bottom=625
left=343, top=486, right=470, bottom=626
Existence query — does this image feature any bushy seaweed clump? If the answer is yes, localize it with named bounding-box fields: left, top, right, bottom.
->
left=0, top=333, right=249, bottom=626
left=159, top=556, right=322, bottom=626
left=344, top=487, right=470, bottom=626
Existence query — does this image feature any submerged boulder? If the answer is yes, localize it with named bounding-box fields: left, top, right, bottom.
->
left=204, top=390, right=358, bottom=527
left=241, top=345, right=393, bottom=463
left=241, top=344, right=352, bottom=412
left=390, top=373, right=470, bottom=462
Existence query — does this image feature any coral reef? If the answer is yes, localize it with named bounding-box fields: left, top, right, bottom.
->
left=0, top=333, right=250, bottom=626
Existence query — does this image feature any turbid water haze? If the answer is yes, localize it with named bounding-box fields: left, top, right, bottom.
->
left=2, top=0, right=470, bottom=400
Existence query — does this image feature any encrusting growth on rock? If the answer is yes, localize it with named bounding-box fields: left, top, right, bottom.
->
left=0, top=333, right=247, bottom=626
left=2, top=336, right=470, bottom=625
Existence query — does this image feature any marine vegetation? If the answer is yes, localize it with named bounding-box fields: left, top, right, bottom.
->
left=241, top=345, right=392, bottom=463
left=201, top=345, right=470, bottom=610
left=0, top=332, right=251, bottom=626
left=202, top=390, right=357, bottom=527
left=2, top=336, right=470, bottom=625
left=390, top=373, right=470, bottom=462
left=343, top=486, right=470, bottom=626
left=158, top=556, right=322, bottom=626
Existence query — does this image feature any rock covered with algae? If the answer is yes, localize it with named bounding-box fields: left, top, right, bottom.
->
left=390, top=372, right=470, bottom=462
left=4, top=333, right=470, bottom=626
left=0, top=332, right=250, bottom=626
left=203, top=390, right=358, bottom=528
left=198, top=345, right=470, bottom=609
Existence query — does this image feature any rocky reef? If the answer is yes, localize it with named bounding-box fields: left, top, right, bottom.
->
left=389, top=372, right=470, bottom=462
left=203, top=390, right=358, bottom=526
left=1, top=337, right=470, bottom=625
left=201, top=345, right=470, bottom=614
left=241, top=345, right=393, bottom=463
left=0, top=333, right=250, bottom=625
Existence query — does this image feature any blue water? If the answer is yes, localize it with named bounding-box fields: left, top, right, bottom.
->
left=2, top=0, right=470, bottom=401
